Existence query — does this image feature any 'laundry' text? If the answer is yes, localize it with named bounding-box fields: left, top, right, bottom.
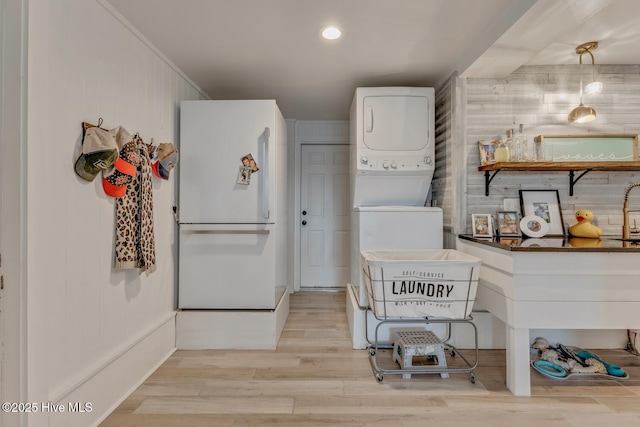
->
left=392, top=281, right=454, bottom=298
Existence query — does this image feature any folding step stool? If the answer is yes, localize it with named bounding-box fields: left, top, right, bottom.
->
left=392, top=330, right=448, bottom=379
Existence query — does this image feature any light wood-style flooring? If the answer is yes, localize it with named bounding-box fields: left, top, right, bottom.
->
left=101, top=290, right=640, bottom=426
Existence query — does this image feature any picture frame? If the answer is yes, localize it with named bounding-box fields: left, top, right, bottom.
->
left=236, top=166, right=251, bottom=185
left=496, top=211, right=520, bottom=237
left=472, top=213, right=494, bottom=238
left=519, top=189, right=565, bottom=237
left=536, top=134, right=638, bottom=162
left=478, top=140, right=497, bottom=165
left=519, top=215, right=549, bottom=238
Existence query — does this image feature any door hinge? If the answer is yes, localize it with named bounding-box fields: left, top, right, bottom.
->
left=1, top=276, right=3, bottom=290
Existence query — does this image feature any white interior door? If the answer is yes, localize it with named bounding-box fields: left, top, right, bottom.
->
left=300, top=144, right=349, bottom=287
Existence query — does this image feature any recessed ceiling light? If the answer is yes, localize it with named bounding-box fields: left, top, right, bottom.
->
left=321, top=26, right=342, bottom=40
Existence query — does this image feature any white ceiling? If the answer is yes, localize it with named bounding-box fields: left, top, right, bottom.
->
left=106, top=0, right=640, bottom=120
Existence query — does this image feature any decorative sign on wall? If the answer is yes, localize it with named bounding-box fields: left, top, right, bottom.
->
left=537, top=134, right=638, bottom=162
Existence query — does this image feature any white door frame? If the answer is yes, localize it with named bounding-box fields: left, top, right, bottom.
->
left=299, top=144, right=350, bottom=288
left=292, top=121, right=349, bottom=291
left=1, top=0, right=28, bottom=424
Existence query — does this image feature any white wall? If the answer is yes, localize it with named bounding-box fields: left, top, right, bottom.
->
left=24, top=1, right=206, bottom=425
left=1, top=1, right=28, bottom=426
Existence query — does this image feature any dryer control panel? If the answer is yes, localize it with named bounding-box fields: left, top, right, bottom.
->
left=357, top=152, right=434, bottom=172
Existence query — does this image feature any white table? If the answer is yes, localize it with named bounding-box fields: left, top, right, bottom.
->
left=458, top=235, right=640, bottom=396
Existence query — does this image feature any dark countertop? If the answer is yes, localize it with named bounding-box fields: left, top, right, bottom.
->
left=459, top=234, right=640, bottom=252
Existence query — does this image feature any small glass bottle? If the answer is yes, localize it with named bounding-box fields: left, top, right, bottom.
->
left=534, top=136, right=543, bottom=161
left=505, top=129, right=516, bottom=162
left=518, top=124, right=530, bottom=161
left=514, top=130, right=523, bottom=161
left=494, top=137, right=509, bottom=162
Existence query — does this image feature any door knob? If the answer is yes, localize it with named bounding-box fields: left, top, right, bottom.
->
left=302, top=220, right=307, bottom=226
left=302, top=210, right=307, bottom=216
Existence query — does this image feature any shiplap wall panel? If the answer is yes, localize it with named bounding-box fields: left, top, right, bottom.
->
left=433, top=75, right=454, bottom=228
left=464, top=65, right=640, bottom=236
left=26, top=0, right=207, bottom=425
left=433, top=72, right=467, bottom=247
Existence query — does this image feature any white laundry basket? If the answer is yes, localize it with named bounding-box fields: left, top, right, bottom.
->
left=361, top=249, right=482, bottom=319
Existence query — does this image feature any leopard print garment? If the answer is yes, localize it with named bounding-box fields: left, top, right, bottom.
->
left=114, top=135, right=157, bottom=275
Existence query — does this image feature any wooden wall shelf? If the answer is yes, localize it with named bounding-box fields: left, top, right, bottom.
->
left=478, top=161, right=640, bottom=196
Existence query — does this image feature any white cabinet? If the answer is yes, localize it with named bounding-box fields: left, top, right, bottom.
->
left=458, top=236, right=640, bottom=396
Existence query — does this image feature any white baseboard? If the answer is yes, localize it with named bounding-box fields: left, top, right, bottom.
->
left=46, top=314, right=177, bottom=427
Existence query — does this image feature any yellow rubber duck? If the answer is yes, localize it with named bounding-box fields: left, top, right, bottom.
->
left=569, top=209, right=603, bottom=238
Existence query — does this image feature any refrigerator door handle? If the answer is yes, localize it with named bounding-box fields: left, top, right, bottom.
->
left=180, top=229, right=269, bottom=235
left=263, top=127, right=270, bottom=219
left=179, top=223, right=272, bottom=234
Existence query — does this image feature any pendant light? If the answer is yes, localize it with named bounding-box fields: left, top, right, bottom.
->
left=582, top=42, right=603, bottom=95
left=568, top=41, right=601, bottom=123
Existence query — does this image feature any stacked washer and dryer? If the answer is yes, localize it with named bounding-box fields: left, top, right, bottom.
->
left=346, top=87, right=443, bottom=349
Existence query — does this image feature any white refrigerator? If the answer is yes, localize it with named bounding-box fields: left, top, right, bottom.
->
left=178, top=100, right=288, bottom=310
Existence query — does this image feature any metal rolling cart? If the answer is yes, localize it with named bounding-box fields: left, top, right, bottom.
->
left=359, top=249, right=482, bottom=384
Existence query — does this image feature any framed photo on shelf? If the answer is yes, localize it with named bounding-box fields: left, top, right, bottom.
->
left=472, top=213, right=494, bottom=238
left=478, top=140, right=496, bottom=165
left=519, top=215, right=549, bottom=238
left=519, top=189, right=565, bottom=237
left=496, top=211, right=520, bottom=237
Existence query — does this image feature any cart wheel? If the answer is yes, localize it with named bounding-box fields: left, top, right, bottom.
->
left=368, top=347, right=376, bottom=356
left=375, top=373, right=384, bottom=383
left=470, top=373, right=476, bottom=384
left=450, top=349, right=456, bottom=357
